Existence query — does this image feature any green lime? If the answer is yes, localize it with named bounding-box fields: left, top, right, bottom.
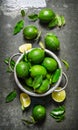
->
left=23, top=25, right=38, bottom=40
left=46, top=73, right=51, bottom=80
left=16, top=61, right=29, bottom=78
left=45, top=33, right=60, bottom=51
left=25, top=77, right=33, bottom=87
left=32, top=105, right=46, bottom=121
left=28, top=48, right=45, bottom=64
left=30, top=65, right=47, bottom=77
left=38, top=8, right=55, bottom=23
left=42, top=57, right=58, bottom=72
left=36, top=79, right=49, bottom=93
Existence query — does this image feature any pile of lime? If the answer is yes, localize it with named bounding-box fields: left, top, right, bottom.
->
left=16, top=48, right=61, bottom=94
left=23, top=25, right=60, bottom=51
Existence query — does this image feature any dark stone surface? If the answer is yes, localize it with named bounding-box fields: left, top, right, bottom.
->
left=0, top=0, right=78, bottom=130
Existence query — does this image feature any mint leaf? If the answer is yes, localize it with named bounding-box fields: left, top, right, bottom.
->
left=6, top=90, right=17, bottom=103
left=28, top=14, right=38, bottom=21
left=61, top=16, right=66, bottom=26
left=13, top=20, right=24, bottom=35
left=52, top=69, right=61, bottom=83
left=33, top=75, right=43, bottom=89
left=56, top=14, right=66, bottom=27
left=21, top=10, right=26, bottom=17
left=48, top=18, right=58, bottom=28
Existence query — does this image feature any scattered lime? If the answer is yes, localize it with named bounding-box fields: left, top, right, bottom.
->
left=20, top=93, right=31, bottom=110
left=38, top=8, right=55, bottom=23
left=45, top=33, right=60, bottom=51
left=32, top=105, right=46, bottom=121
left=16, top=61, right=29, bottom=78
left=42, top=57, right=58, bottom=72
left=28, top=48, right=45, bottom=64
left=23, top=25, right=38, bottom=40
left=19, top=43, right=32, bottom=53
left=30, top=65, right=47, bottom=77
left=51, top=87, right=66, bottom=102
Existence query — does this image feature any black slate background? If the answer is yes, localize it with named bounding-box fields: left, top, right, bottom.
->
left=0, top=0, right=78, bottom=130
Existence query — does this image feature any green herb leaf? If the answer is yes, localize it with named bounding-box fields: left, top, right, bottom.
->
left=50, top=106, right=65, bottom=116
left=22, top=53, right=28, bottom=62
left=4, top=57, right=15, bottom=72
left=4, top=58, right=10, bottom=65
left=28, top=14, right=38, bottom=21
left=50, top=106, right=65, bottom=122
left=33, top=75, right=43, bottom=89
left=52, top=69, right=61, bottom=83
left=22, top=116, right=36, bottom=125
left=61, top=59, right=69, bottom=70
left=6, top=90, right=17, bottom=103
left=48, top=18, right=58, bottom=28
left=56, top=114, right=65, bottom=122
left=13, top=20, right=24, bottom=35
left=4, top=57, right=15, bottom=66
left=61, top=16, right=66, bottom=26
left=56, top=14, right=66, bottom=27
left=22, top=119, right=34, bottom=125
left=21, top=10, right=26, bottom=17
left=6, top=67, right=13, bottom=73
left=56, top=14, right=62, bottom=27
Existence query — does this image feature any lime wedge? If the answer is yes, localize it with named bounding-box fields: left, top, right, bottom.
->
left=20, top=93, right=31, bottom=110
left=19, top=43, right=32, bottom=53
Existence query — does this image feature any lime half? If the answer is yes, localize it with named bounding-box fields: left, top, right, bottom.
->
left=51, top=87, right=66, bottom=102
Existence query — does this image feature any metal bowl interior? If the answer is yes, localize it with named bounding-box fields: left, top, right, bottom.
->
left=14, top=49, right=62, bottom=97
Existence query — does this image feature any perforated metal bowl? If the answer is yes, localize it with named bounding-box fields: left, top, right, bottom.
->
left=9, top=48, right=68, bottom=97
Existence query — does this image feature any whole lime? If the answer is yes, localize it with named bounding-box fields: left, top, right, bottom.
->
left=28, top=48, right=45, bottom=64
left=25, top=77, right=33, bottom=87
left=42, top=57, right=58, bottom=72
left=45, top=33, right=60, bottom=51
left=16, top=61, right=29, bottom=78
left=30, top=65, right=47, bottom=77
left=38, top=8, right=55, bottom=23
left=32, top=105, right=46, bottom=121
left=23, top=25, right=38, bottom=40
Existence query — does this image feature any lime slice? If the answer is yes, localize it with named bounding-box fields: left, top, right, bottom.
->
left=20, top=93, right=31, bottom=110
left=19, top=43, right=32, bottom=53
left=51, top=87, right=66, bottom=102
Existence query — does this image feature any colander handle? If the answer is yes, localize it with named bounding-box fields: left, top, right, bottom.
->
left=9, top=53, right=21, bottom=72
left=54, top=72, right=68, bottom=92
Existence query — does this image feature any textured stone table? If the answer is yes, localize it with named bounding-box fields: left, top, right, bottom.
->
left=0, top=0, right=78, bottom=130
